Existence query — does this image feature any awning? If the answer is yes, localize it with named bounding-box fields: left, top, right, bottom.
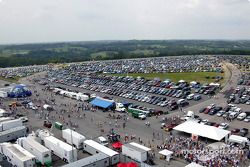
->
left=112, top=142, right=123, bottom=149
left=159, top=149, right=173, bottom=157
left=185, top=162, right=204, bottom=167
left=173, top=121, right=230, bottom=141
left=90, top=97, right=115, bottom=109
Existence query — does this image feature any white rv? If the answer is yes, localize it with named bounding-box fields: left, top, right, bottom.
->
left=17, top=137, right=52, bottom=166
left=83, top=140, right=119, bottom=165
left=62, top=129, right=86, bottom=149
left=0, top=143, right=36, bottom=167
left=0, top=119, right=22, bottom=132
left=43, top=136, right=77, bottom=163
left=0, top=126, right=26, bottom=143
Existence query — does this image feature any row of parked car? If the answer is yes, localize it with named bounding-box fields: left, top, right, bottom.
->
left=227, top=86, right=250, bottom=105
left=199, top=104, right=250, bottom=122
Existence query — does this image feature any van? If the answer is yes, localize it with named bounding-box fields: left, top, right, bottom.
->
left=187, top=94, right=194, bottom=100
left=237, top=113, right=247, bottom=121
left=194, top=95, right=202, bottom=101
left=98, top=136, right=108, bottom=146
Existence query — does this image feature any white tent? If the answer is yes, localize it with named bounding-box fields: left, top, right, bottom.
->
left=185, top=162, right=204, bottom=167
left=173, top=121, right=230, bottom=141
left=178, top=80, right=186, bottom=83
left=159, top=149, right=173, bottom=162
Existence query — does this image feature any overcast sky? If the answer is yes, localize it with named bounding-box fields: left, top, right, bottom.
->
left=0, top=0, right=250, bottom=44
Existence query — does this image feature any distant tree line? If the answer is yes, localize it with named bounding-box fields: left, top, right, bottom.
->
left=0, top=40, right=250, bottom=67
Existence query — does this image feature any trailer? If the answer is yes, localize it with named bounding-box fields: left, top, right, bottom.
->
left=61, top=153, right=110, bottom=167
left=0, top=117, right=13, bottom=123
left=77, top=93, right=89, bottom=101
left=228, top=135, right=250, bottom=148
left=0, top=91, right=7, bottom=98
left=43, top=136, right=77, bottom=163
left=83, top=140, right=119, bottom=165
left=122, top=142, right=151, bottom=162
left=0, top=143, right=36, bottom=167
left=0, top=126, right=26, bottom=143
left=17, top=137, right=52, bottom=166
left=62, top=129, right=86, bottom=149
left=0, top=109, right=10, bottom=117
left=0, top=119, right=22, bottom=132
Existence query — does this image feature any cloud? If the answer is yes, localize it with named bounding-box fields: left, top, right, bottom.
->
left=0, top=0, right=249, bottom=44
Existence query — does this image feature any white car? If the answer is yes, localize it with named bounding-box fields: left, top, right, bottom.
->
left=200, top=119, right=209, bottom=125
left=216, top=110, right=225, bottom=117
left=237, top=113, right=247, bottom=121
left=243, top=115, right=250, bottom=122
left=19, top=117, right=28, bottom=123
left=218, top=123, right=229, bottom=129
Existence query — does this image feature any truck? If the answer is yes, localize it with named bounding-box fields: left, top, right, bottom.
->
left=122, top=142, right=151, bottom=162
left=43, top=136, right=77, bottom=163
left=62, top=129, right=86, bottom=149
left=17, top=137, right=52, bottom=166
left=76, top=93, right=89, bottom=101
left=83, top=139, right=119, bottom=165
left=0, top=126, right=26, bottom=143
left=228, top=135, right=250, bottom=148
left=0, top=119, right=22, bottom=132
left=54, top=121, right=63, bottom=130
left=115, top=103, right=126, bottom=113
left=0, top=143, right=36, bottom=167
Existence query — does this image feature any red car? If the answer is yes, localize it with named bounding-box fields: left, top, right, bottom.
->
left=204, top=107, right=212, bottom=114
left=164, top=123, right=177, bottom=132
left=213, top=123, right=220, bottom=127
left=231, top=128, right=240, bottom=134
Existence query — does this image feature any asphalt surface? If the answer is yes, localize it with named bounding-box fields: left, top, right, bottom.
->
left=0, top=62, right=249, bottom=167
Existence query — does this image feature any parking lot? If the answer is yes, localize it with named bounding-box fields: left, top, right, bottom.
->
left=0, top=56, right=249, bottom=167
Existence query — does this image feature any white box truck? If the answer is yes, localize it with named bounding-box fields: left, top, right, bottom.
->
left=83, top=140, right=119, bottom=165
left=0, top=126, right=26, bottom=143
left=122, top=142, right=151, bottom=162
left=228, top=135, right=250, bottom=148
left=17, top=137, right=52, bottom=166
left=0, top=143, right=36, bottom=167
left=62, top=129, right=86, bottom=149
left=43, top=136, right=77, bottom=163
left=0, top=119, right=22, bottom=132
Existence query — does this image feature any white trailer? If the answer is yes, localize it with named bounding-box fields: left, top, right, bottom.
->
left=83, top=140, right=119, bottom=165
left=0, top=119, right=22, bottom=132
left=44, top=136, right=77, bottom=163
left=61, top=153, right=110, bottom=167
left=62, top=129, right=86, bottom=149
left=77, top=93, right=89, bottom=101
left=17, top=137, right=52, bottom=166
left=122, top=142, right=151, bottom=162
left=0, top=126, right=26, bottom=143
left=0, top=91, right=7, bottom=98
left=0, top=109, right=9, bottom=117
left=0, top=143, right=36, bottom=167
left=0, top=117, right=13, bottom=123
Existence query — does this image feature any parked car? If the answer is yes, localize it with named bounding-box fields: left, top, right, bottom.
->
left=217, top=110, right=225, bottom=117
left=231, top=128, right=240, bottom=135
left=218, top=123, right=229, bottom=129
left=237, top=113, right=247, bottom=120
left=239, top=128, right=249, bottom=137
left=244, top=115, right=250, bottom=122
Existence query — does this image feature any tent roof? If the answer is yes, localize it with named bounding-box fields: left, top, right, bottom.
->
left=185, top=162, right=204, bottom=167
left=173, top=121, right=230, bottom=141
left=159, top=149, right=173, bottom=156
left=90, top=97, right=115, bottom=109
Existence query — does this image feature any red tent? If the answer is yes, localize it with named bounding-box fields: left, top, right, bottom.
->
left=126, top=162, right=138, bottom=167
left=117, top=163, right=127, bottom=167
left=112, top=141, right=123, bottom=149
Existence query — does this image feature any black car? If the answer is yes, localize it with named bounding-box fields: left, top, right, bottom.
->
left=199, top=107, right=206, bottom=113
left=239, top=128, right=249, bottom=137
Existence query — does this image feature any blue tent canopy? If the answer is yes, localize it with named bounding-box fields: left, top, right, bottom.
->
left=90, top=97, right=115, bottom=109
left=8, top=84, right=32, bottom=98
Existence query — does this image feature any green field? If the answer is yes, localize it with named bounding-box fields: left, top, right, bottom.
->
left=110, top=72, right=224, bottom=84
left=0, top=76, right=20, bottom=83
